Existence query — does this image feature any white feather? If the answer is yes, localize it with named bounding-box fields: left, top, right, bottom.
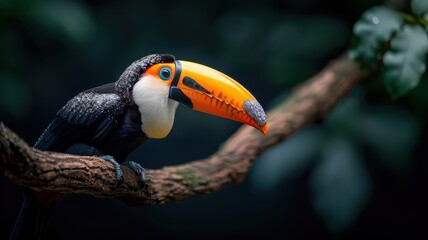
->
left=132, top=75, right=179, bottom=139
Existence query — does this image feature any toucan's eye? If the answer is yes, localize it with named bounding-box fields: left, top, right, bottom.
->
left=159, top=67, right=172, bottom=80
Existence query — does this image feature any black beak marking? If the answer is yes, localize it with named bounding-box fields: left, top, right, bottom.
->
left=169, top=60, right=193, bottom=108
left=183, top=76, right=211, bottom=94
left=170, top=60, right=182, bottom=88
left=170, top=87, right=193, bottom=109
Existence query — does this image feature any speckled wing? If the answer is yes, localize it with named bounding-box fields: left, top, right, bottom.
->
left=34, top=83, right=126, bottom=152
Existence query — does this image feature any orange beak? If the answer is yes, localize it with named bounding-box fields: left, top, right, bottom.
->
left=168, top=60, right=268, bottom=135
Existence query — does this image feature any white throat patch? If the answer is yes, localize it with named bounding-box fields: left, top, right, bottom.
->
left=132, top=75, right=179, bottom=139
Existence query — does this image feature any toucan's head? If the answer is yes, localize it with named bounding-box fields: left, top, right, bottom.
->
left=118, top=54, right=267, bottom=139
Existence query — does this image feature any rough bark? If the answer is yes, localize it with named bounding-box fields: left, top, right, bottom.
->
left=0, top=54, right=362, bottom=207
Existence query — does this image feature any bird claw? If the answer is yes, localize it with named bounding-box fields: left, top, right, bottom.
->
left=98, top=155, right=124, bottom=186
left=123, top=161, right=147, bottom=188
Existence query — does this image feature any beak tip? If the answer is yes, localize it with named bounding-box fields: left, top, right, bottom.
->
left=259, top=123, right=268, bottom=136
left=244, top=99, right=268, bottom=135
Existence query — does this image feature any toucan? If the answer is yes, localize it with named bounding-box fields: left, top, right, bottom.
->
left=9, top=54, right=267, bottom=240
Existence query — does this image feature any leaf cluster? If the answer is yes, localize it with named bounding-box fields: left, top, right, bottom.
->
left=350, top=0, right=428, bottom=99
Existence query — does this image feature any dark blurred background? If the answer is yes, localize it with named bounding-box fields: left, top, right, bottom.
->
left=1, top=0, right=427, bottom=239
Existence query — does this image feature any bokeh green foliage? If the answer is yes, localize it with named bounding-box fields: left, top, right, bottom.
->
left=252, top=90, right=419, bottom=232
left=0, top=0, right=96, bottom=119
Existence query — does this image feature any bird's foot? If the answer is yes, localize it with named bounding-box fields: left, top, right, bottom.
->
left=123, top=161, right=147, bottom=188
left=98, top=155, right=124, bottom=186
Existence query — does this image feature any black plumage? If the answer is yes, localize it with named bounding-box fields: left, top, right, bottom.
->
left=34, top=83, right=146, bottom=162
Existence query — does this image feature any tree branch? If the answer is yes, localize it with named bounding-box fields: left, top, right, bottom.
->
left=0, top=54, right=362, bottom=207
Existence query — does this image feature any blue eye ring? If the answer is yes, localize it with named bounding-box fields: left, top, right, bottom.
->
left=159, top=67, right=172, bottom=80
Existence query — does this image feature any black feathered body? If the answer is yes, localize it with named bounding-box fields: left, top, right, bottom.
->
left=34, top=83, right=148, bottom=162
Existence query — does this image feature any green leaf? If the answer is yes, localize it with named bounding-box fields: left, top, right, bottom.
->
left=250, top=127, right=324, bottom=191
left=383, top=24, right=428, bottom=98
left=310, top=138, right=372, bottom=232
left=411, top=0, right=428, bottom=19
left=325, top=90, right=361, bottom=138
left=359, top=106, right=418, bottom=175
left=350, top=7, right=404, bottom=69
